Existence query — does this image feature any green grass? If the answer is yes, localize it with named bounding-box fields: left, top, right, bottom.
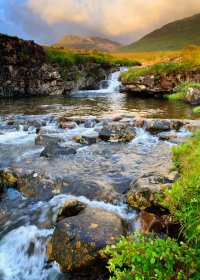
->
left=45, top=47, right=140, bottom=67
left=166, top=81, right=200, bottom=101
left=120, top=61, right=196, bottom=83
left=118, top=13, right=200, bottom=52
left=193, top=106, right=200, bottom=113
left=163, top=131, right=200, bottom=247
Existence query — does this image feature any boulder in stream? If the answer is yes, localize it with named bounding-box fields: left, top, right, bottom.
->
left=72, top=135, right=98, bottom=145
left=46, top=208, right=128, bottom=276
left=40, top=143, right=77, bottom=158
left=126, top=173, right=177, bottom=211
left=35, top=135, right=65, bottom=146
left=99, top=123, right=136, bottom=142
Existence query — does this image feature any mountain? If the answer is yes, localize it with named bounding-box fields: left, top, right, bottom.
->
left=118, top=13, right=200, bottom=52
left=54, top=35, right=123, bottom=52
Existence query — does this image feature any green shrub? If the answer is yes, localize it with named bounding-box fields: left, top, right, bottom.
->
left=103, top=233, right=199, bottom=280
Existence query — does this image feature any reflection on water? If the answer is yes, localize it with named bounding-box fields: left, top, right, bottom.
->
left=0, top=92, right=199, bottom=119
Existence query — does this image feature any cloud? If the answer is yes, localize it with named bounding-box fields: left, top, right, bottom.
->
left=26, top=0, right=200, bottom=42
left=1, top=0, right=200, bottom=44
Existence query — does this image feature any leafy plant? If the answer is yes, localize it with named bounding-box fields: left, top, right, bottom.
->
left=103, top=233, right=199, bottom=280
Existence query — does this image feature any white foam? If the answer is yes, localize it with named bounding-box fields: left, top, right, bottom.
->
left=0, top=225, right=59, bottom=280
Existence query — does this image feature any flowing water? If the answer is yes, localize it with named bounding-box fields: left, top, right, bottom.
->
left=0, top=70, right=198, bottom=279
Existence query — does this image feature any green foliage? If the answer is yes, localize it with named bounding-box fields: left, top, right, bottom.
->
left=163, top=131, right=200, bottom=247
left=193, top=106, right=200, bottom=113
left=45, top=47, right=140, bottom=67
left=103, top=233, right=199, bottom=280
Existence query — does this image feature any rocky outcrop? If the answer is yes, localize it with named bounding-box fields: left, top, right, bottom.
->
left=185, top=87, right=200, bottom=105
left=0, top=34, right=112, bottom=98
left=121, top=70, right=200, bottom=96
left=46, top=208, right=128, bottom=276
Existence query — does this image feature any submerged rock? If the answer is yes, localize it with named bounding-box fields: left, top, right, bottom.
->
left=46, top=208, right=128, bottom=275
left=99, top=123, right=136, bottom=142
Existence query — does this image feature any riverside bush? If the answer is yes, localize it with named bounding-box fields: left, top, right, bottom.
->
left=103, top=233, right=199, bottom=280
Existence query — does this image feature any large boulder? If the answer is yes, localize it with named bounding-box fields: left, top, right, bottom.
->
left=146, top=120, right=171, bottom=134
left=185, top=87, right=200, bottom=105
left=46, top=208, right=128, bottom=276
left=126, top=173, right=176, bottom=210
left=99, top=123, right=136, bottom=142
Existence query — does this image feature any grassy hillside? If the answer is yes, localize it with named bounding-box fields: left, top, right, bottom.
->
left=54, top=35, right=122, bottom=52
left=118, top=13, right=200, bottom=52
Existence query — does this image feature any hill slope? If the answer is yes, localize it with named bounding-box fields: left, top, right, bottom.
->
left=118, top=13, right=200, bottom=52
left=54, top=35, right=123, bottom=52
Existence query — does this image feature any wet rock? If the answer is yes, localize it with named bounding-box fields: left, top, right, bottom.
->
left=0, top=131, right=4, bottom=135
left=136, top=211, right=181, bottom=239
left=62, top=180, right=119, bottom=203
left=185, top=87, right=200, bottom=105
left=46, top=208, right=128, bottom=275
left=84, top=119, right=96, bottom=128
left=146, top=120, right=171, bottom=134
left=58, top=117, right=85, bottom=124
left=99, top=123, right=136, bottom=142
left=132, top=119, right=145, bottom=128
left=184, top=120, right=200, bottom=132
left=72, top=135, right=98, bottom=145
left=40, top=143, right=77, bottom=158
left=35, top=135, right=65, bottom=146
left=17, top=171, right=63, bottom=200
left=112, top=116, right=123, bottom=122
left=36, top=128, right=54, bottom=135
left=136, top=211, right=158, bottom=234
left=169, top=120, right=183, bottom=131
left=27, top=119, right=46, bottom=128
left=159, top=133, right=178, bottom=141
left=57, top=198, right=87, bottom=222
left=58, top=122, right=77, bottom=129
left=126, top=173, right=175, bottom=210
left=0, top=168, right=18, bottom=192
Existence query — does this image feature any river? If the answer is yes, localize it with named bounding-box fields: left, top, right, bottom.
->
left=0, top=69, right=197, bottom=279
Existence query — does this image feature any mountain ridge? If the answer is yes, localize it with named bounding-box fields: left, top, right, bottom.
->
left=118, top=13, right=200, bottom=52
left=54, top=35, right=123, bottom=52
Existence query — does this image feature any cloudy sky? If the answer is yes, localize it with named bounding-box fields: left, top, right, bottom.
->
left=0, top=0, right=200, bottom=45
